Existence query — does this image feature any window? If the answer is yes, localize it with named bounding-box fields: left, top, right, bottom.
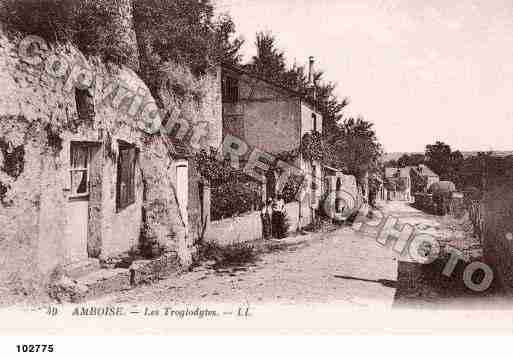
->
left=116, top=141, right=136, bottom=211
left=312, top=113, right=317, bottom=132
left=69, top=142, right=90, bottom=198
left=176, top=163, right=189, bottom=225
left=222, top=76, right=239, bottom=103
left=75, top=88, right=95, bottom=123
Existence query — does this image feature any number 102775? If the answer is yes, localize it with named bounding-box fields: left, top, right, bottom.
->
left=16, top=344, right=54, bottom=353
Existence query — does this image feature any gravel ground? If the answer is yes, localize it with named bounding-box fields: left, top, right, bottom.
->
left=91, top=226, right=398, bottom=308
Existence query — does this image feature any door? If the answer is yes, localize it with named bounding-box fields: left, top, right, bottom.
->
left=176, top=163, right=188, bottom=227
left=66, top=143, right=91, bottom=262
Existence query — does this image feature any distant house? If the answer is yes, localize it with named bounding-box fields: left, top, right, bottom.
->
left=410, top=164, right=439, bottom=193
left=384, top=167, right=412, bottom=201
left=384, top=164, right=439, bottom=202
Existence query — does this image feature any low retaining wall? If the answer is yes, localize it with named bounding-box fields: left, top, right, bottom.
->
left=205, top=200, right=312, bottom=245
left=206, top=210, right=262, bottom=245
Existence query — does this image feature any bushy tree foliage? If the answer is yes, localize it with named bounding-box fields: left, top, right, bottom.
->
left=425, top=141, right=464, bottom=184
left=133, top=0, right=242, bottom=76
left=0, top=0, right=135, bottom=65
left=0, top=0, right=243, bottom=75
left=397, top=153, right=425, bottom=167
left=327, top=117, right=382, bottom=178
left=245, top=32, right=349, bottom=139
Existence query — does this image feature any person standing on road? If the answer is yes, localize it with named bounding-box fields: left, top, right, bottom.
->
left=260, top=199, right=273, bottom=240
left=272, top=195, right=287, bottom=239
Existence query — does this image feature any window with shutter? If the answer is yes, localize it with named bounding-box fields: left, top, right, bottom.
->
left=116, top=142, right=136, bottom=211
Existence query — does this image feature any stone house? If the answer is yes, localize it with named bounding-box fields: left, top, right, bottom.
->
left=410, top=164, right=439, bottom=193
left=0, top=32, right=221, bottom=296
left=219, top=60, right=323, bottom=227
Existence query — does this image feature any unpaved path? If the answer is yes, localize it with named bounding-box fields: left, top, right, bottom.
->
left=92, top=224, right=399, bottom=308
left=89, top=201, right=509, bottom=309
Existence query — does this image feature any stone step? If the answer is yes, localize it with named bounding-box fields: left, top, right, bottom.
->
left=78, top=268, right=131, bottom=301
left=49, top=252, right=181, bottom=303
left=64, top=258, right=101, bottom=278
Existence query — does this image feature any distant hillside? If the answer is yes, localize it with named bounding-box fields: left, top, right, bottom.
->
left=382, top=151, right=513, bottom=163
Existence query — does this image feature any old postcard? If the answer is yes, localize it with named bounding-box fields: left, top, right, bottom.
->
left=0, top=0, right=512, bottom=343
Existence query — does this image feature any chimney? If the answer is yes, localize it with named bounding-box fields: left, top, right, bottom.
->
left=307, top=56, right=316, bottom=101
left=308, top=56, right=315, bottom=85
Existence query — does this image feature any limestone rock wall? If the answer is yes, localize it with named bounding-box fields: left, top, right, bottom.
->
left=0, top=30, right=221, bottom=297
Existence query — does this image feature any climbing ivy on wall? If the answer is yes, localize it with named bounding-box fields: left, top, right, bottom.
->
left=273, top=148, right=300, bottom=164
left=300, top=131, right=324, bottom=162
left=194, top=148, right=246, bottom=186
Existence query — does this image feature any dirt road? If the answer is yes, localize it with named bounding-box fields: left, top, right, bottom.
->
left=91, top=201, right=506, bottom=308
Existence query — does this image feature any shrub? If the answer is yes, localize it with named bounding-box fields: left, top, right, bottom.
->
left=0, top=0, right=133, bottom=66
left=211, top=179, right=261, bottom=220
left=198, top=241, right=258, bottom=268
left=281, top=174, right=304, bottom=204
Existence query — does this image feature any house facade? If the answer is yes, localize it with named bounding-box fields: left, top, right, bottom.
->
left=220, top=64, right=323, bottom=226
left=384, top=165, right=439, bottom=202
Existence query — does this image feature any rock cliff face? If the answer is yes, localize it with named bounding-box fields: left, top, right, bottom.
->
left=0, top=29, right=222, bottom=300
left=106, top=0, right=140, bottom=72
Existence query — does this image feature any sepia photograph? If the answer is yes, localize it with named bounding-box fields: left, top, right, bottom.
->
left=0, top=0, right=512, bottom=349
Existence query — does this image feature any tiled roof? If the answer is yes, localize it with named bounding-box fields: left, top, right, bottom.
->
left=221, top=63, right=321, bottom=114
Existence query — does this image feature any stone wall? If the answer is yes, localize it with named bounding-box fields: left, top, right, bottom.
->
left=300, top=102, right=322, bottom=136
left=205, top=200, right=311, bottom=245
left=222, top=68, right=301, bottom=154
left=157, top=63, right=222, bottom=247
left=481, top=170, right=513, bottom=294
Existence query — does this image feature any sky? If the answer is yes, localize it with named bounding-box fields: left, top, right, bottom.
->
left=214, top=0, right=513, bottom=153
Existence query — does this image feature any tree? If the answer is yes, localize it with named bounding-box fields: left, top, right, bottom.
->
left=245, top=31, right=349, bottom=137
left=0, top=0, right=138, bottom=67
left=212, top=13, right=244, bottom=67
left=397, top=153, right=425, bottom=167
left=328, top=117, right=382, bottom=179
left=425, top=141, right=466, bottom=185
left=0, top=0, right=243, bottom=81
left=132, top=0, right=242, bottom=87
left=244, top=32, right=287, bottom=84
left=425, top=141, right=453, bottom=180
